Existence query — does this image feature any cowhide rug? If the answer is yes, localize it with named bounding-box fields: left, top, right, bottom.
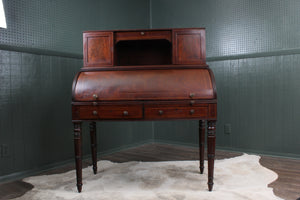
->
left=14, top=154, right=283, bottom=200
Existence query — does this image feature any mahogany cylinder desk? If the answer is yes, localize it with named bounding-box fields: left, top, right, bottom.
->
left=71, top=28, right=217, bottom=192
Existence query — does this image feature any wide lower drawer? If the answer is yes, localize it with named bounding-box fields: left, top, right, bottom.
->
left=76, top=105, right=143, bottom=120
left=144, top=105, right=208, bottom=120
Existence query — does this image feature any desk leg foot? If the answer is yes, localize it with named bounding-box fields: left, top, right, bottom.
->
left=207, top=120, right=216, bottom=191
left=199, top=120, right=205, bottom=174
left=89, top=122, right=97, bottom=174
left=77, top=183, right=82, bottom=193
left=74, top=122, right=83, bottom=193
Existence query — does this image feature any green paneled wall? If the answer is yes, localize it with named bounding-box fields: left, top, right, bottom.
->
left=151, top=0, right=300, bottom=157
left=210, top=55, right=300, bottom=156
left=0, top=50, right=82, bottom=176
left=0, top=0, right=152, bottom=179
left=0, top=50, right=153, bottom=178
left=0, top=0, right=150, bottom=56
left=151, top=0, right=300, bottom=57
left=1, top=0, right=300, bottom=181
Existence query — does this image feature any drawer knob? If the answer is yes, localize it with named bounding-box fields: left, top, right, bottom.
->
left=189, top=93, right=195, bottom=98
left=123, top=111, right=129, bottom=116
left=93, top=110, right=98, bottom=116
left=190, top=100, right=195, bottom=106
left=140, top=31, right=145, bottom=35
left=158, top=110, right=164, bottom=115
left=190, top=109, right=195, bottom=115
left=93, top=94, right=98, bottom=99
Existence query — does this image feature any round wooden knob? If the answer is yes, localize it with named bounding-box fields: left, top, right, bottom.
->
left=140, top=31, right=145, bottom=35
left=158, top=110, right=164, bottom=115
left=190, top=109, right=195, bottom=115
left=123, top=111, right=129, bottom=116
left=92, top=110, right=98, bottom=115
left=93, top=94, right=98, bottom=99
left=190, top=100, right=195, bottom=106
left=189, top=93, right=195, bottom=98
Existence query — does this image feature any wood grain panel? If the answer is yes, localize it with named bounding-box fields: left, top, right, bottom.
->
left=115, top=30, right=171, bottom=43
left=173, top=29, right=206, bottom=65
left=74, top=105, right=143, bottom=120
left=83, top=32, right=114, bottom=67
left=144, top=105, right=208, bottom=120
left=73, top=69, right=215, bottom=101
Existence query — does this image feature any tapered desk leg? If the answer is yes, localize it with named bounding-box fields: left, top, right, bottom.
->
left=89, top=122, right=97, bottom=174
left=199, top=120, right=205, bottom=174
left=207, top=120, right=216, bottom=191
left=74, top=122, right=83, bottom=193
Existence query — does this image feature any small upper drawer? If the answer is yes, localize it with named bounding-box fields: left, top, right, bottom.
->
left=144, top=105, right=208, bottom=120
left=75, top=105, right=143, bottom=120
left=115, top=31, right=172, bottom=43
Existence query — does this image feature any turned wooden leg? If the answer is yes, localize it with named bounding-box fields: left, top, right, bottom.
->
left=207, top=120, right=216, bottom=191
left=89, top=122, right=97, bottom=174
left=74, top=122, right=83, bottom=193
left=199, top=120, right=205, bottom=174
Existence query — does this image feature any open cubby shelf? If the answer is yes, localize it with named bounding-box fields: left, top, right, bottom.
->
left=115, top=39, right=172, bottom=66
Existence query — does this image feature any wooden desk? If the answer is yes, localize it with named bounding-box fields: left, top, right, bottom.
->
left=71, top=28, right=217, bottom=193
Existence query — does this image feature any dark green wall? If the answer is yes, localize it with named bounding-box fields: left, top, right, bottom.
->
left=0, top=0, right=150, bottom=56
left=151, top=0, right=300, bottom=57
left=151, top=0, right=300, bottom=157
left=0, top=50, right=82, bottom=176
left=1, top=0, right=300, bottom=181
left=0, top=0, right=152, bottom=179
left=209, top=55, right=300, bottom=156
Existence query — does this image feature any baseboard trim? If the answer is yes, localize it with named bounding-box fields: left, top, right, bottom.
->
left=0, top=139, right=154, bottom=184
left=216, top=146, right=300, bottom=160
left=99, top=139, right=155, bottom=156
left=1, top=139, right=299, bottom=183
left=154, top=139, right=199, bottom=148
left=155, top=139, right=300, bottom=160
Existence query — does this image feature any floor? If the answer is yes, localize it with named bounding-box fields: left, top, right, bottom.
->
left=0, top=143, right=299, bottom=200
